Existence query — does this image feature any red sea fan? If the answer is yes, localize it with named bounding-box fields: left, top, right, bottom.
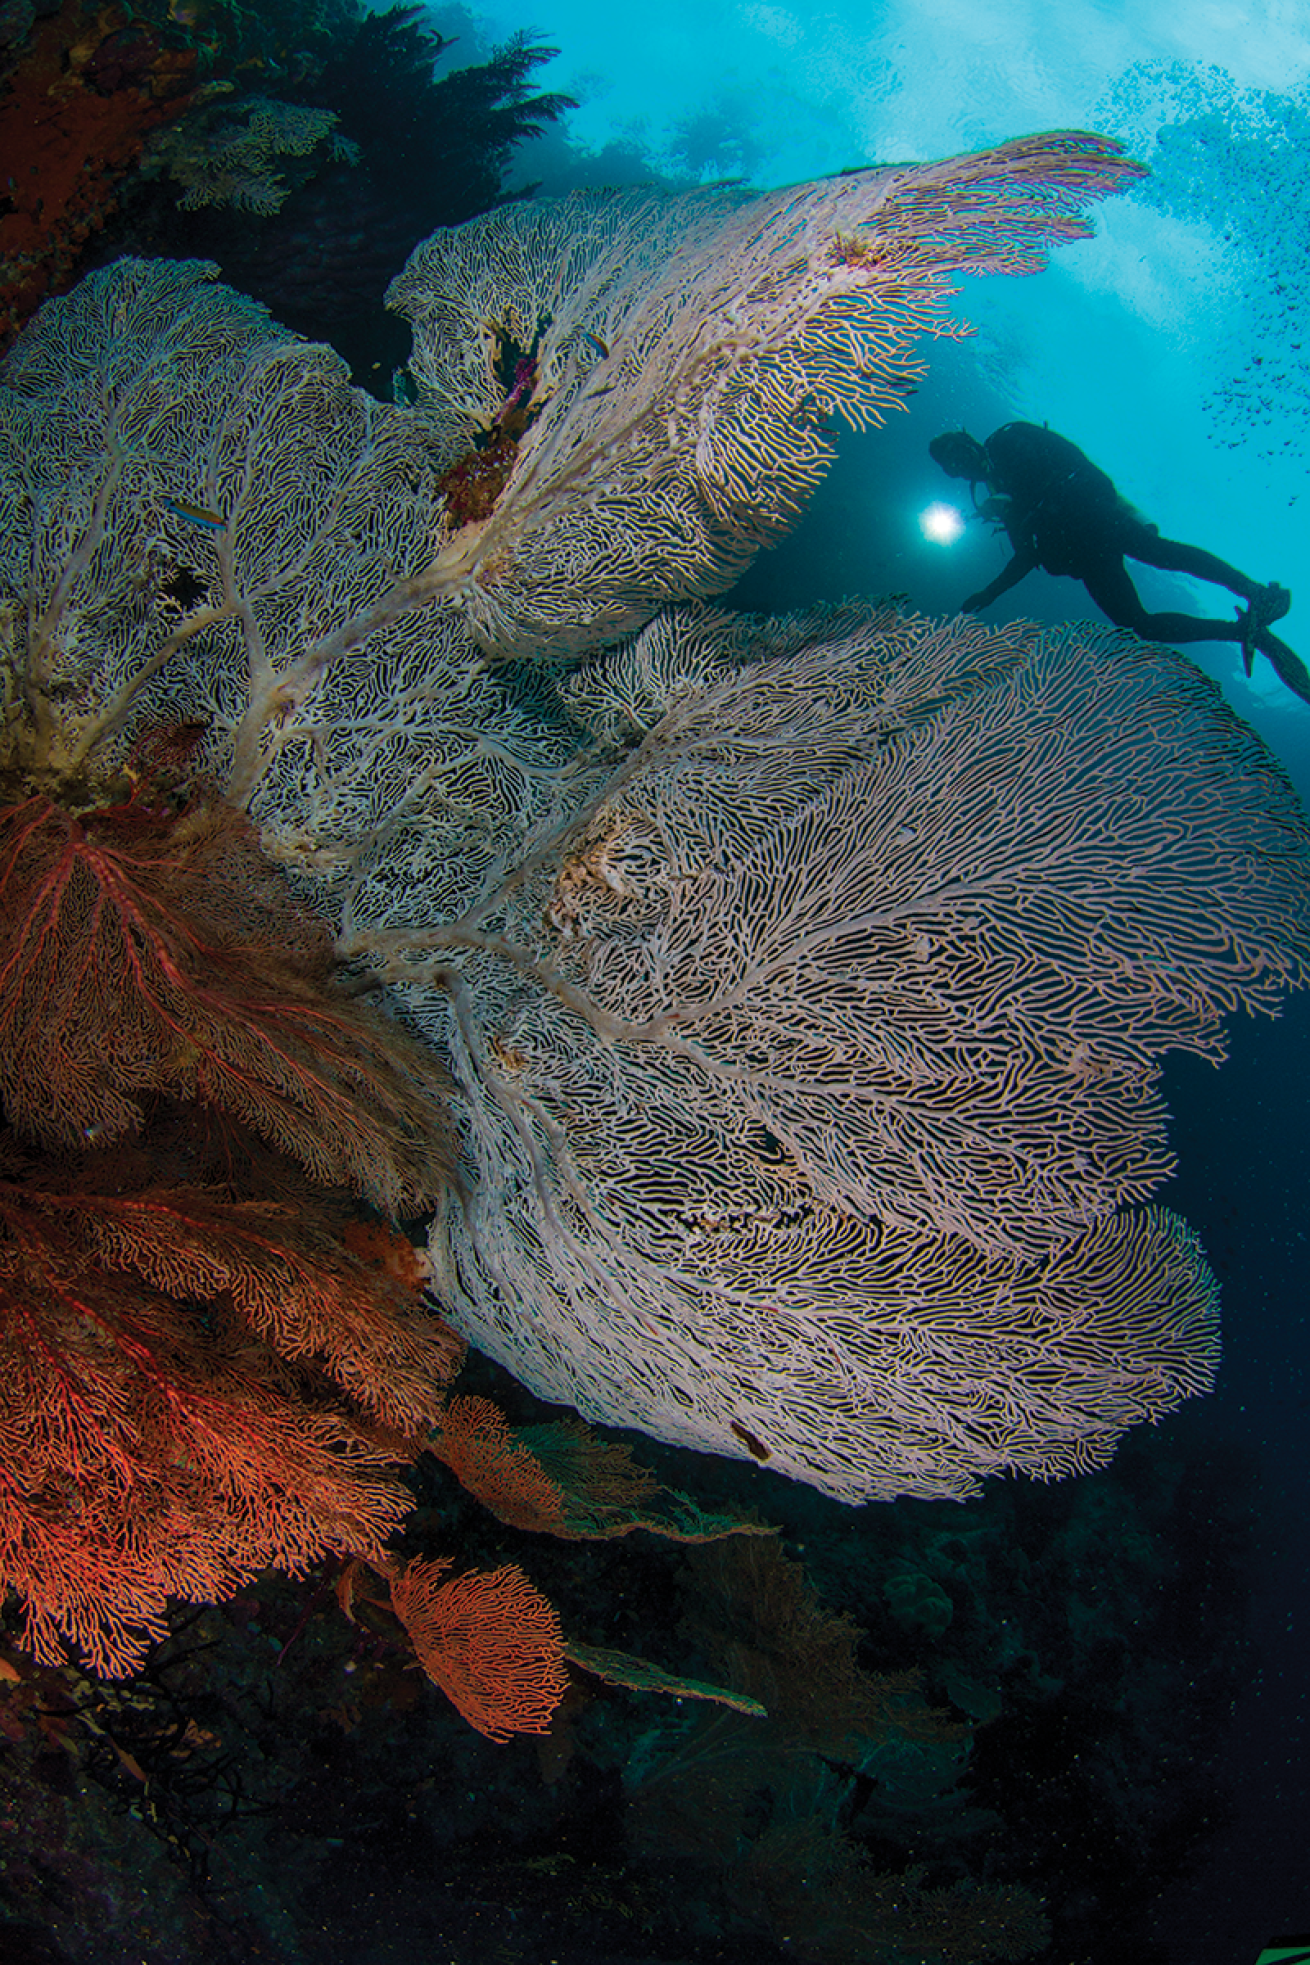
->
left=0, top=736, right=464, bottom=1676
left=0, top=1127, right=465, bottom=1677
left=0, top=766, right=453, bottom=1211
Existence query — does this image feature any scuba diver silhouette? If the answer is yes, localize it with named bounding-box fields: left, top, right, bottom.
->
left=929, top=423, right=1308, bottom=703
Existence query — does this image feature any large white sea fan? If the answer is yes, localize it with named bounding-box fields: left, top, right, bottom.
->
left=389, top=134, right=1146, bottom=662
left=386, top=604, right=1309, bottom=1501
left=4, top=229, right=1309, bottom=1507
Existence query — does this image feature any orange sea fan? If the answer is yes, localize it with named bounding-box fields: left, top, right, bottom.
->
left=427, top=1395, right=570, bottom=1534
left=0, top=778, right=454, bottom=1211
left=389, top=1555, right=569, bottom=1742
left=0, top=1129, right=464, bottom=1676
left=430, top=1394, right=774, bottom=1544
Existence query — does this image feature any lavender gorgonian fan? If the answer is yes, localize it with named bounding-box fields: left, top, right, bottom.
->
left=389, top=133, right=1146, bottom=663
left=5, top=250, right=1310, bottom=1506
left=346, top=604, right=1310, bottom=1502
left=0, top=257, right=574, bottom=890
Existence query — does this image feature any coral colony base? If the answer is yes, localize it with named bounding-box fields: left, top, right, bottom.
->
left=2, top=133, right=1309, bottom=1704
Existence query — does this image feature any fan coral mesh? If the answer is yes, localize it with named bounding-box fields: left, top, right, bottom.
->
left=4, top=167, right=1309, bottom=1506
left=388, top=133, right=1146, bottom=661
left=392, top=604, right=1308, bottom=1500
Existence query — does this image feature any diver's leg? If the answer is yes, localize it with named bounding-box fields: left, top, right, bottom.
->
left=1085, top=558, right=1310, bottom=699
left=1128, top=528, right=1266, bottom=601
left=1082, top=553, right=1259, bottom=647
left=1124, top=523, right=1291, bottom=636
left=1077, top=556, right=1153, bottom=630
left=1117, top=612, right=1250, bottom=645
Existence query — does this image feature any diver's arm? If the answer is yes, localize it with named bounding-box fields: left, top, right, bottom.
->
left=961, top=542, right=1039, bottom=612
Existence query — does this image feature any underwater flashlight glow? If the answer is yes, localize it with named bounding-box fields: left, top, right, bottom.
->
left=920, top=502, right=966, bottom=544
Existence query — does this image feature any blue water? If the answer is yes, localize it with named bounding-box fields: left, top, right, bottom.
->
left=473, top=0, right=1310, bottom=788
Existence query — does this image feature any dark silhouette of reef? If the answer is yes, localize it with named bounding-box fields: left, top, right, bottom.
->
left=155, top=15, right=576, bottom=386
left=112, top=8, right=575, bottom=387
left=0, top=2, right=575, bottom=381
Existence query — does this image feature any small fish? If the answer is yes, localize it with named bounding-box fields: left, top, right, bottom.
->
left=580, top=329, right=610, bottom=359
left=729, top=1418, right=772, bottom=1462
left=162, top=495, right=226, bottom=530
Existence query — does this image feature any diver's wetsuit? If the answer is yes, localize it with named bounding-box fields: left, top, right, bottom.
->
left=956, top=423, right=1308, bottom=702
left=965, top=421, right=1263, bottom=642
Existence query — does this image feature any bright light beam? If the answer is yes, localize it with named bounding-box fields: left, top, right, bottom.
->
left=920, top=502, right=966, bottom=545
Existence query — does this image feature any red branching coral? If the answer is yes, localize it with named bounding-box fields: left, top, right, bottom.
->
left=0, top=732, right=464, bottom=1676
left=0, top=1128, right=464, bottom=1676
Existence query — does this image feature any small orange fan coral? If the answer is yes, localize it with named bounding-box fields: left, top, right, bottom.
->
left=389, top=1555, right=569, bottom=1743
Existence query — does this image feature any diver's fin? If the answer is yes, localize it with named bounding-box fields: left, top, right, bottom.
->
left=1254, top=580, right=1292, bottom=626
left=1239, top=583, right=1293, bottom=676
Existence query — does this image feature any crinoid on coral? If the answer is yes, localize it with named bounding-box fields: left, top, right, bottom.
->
left=141, top=96, right=359, bottom=217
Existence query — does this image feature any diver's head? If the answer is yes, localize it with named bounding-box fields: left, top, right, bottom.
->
left=929, top=431, right=989, bottom=482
